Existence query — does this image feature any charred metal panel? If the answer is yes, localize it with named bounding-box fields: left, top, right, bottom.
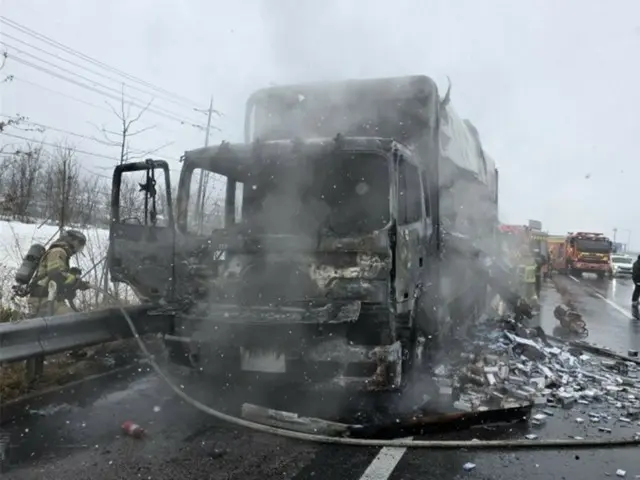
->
left=184, top=300, right=362, bottom=325
left=245, top=75, right=438, bottom=144
left=108, top=230, right=175, bottom=301
left=212, top=251, right=390, bottom=304
left=194, top=231, right=392, bottom=255
left=306, top=339, right=402, bottom=391
left=394, top=226, right=424, bottom=315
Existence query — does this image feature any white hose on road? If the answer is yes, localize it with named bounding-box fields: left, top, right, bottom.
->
left=95, top=286, right=640, bottom=450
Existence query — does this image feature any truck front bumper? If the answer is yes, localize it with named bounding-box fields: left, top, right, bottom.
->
left=165, top=300, right=404, bottom=392
left=573, top=262, right=609, bottom=271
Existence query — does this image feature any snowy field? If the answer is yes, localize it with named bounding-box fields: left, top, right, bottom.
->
left=0, top=220, right=135, bottom=314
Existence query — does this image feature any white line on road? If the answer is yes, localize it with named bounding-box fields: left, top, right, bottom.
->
left=569, top=276, right=633, bottom=319
left=358, top=438, right=412, bottom=480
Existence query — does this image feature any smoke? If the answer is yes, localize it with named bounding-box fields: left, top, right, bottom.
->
left=178, top=2, right=511, bottom=421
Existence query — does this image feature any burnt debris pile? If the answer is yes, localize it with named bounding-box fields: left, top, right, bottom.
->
left=433, top=315, right=640, bottom=433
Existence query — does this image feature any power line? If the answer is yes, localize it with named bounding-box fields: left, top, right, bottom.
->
left=1, top=121, right=178, bottom=163
left=3, top=46, right=206, bottom=127
left=3, top=33, right=208, bottom=118
left=9, top=76, right=184, bottom=141
left=0, top=15, right=207, bottom=110
left=0, top=113, right=179, bottom=160
left=0, top=113, right=113, bottom=146
left=0, top=31, right=206, bottom=113
left=1, top=131, right=118, bottom=161
left=6, top=54, right=207, bottom=130
left=0, top=148, right=112, bottom=179
left=10, top=75, right=113, bottom=113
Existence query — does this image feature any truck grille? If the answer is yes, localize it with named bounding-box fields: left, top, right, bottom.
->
left=238, top=261, right=320, bottom=304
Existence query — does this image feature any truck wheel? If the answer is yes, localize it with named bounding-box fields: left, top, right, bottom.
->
left=597, top=271, right=605, bottom=280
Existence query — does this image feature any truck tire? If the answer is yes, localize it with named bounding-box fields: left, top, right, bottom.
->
left=597, top=271, right=605, bottom=280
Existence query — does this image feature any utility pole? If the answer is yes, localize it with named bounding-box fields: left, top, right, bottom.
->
left=195, top=96, right=214, bottom=232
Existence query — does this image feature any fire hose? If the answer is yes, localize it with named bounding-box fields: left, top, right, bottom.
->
left=89, top=284, right=640, bottom=449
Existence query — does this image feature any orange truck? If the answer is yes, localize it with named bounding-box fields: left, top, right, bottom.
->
left=562, top=232, right=613, bottom=278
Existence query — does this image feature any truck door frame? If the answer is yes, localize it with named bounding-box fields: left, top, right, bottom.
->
left=393, top=148, right=428, bottom=316
left=108, top=159, right=175, bottom=301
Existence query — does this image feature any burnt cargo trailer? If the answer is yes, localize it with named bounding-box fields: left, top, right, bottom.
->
left=108, top=75, right=500, bottom=393
left=245, top=75, right=499, bottom=237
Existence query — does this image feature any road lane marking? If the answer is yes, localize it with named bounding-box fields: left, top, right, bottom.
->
left=568, top=275, right=580, bottom=283
left=569, top=276, right=633, bottom=319
left=358, top=437, right=412, bottom=480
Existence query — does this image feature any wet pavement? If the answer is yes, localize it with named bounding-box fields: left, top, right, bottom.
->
left=1, top=276, right=640, bottom=480
left=550, top=274, right=640, bottom=353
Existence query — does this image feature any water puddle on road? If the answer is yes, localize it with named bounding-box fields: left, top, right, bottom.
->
left=92, top=374, right=160, bottom=408
left=28, top=404, right=74, bottom=417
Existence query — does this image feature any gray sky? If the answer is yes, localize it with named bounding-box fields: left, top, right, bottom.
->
left=2, top=0, right=640, bottom=246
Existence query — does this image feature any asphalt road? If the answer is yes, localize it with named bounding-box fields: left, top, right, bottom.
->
left=2, top=276, right=640, bottom=480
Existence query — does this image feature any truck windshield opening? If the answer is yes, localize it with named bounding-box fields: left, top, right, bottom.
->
left=575, top=239, right=611, bottom=253
left=242, top=152, right=390, bottom=237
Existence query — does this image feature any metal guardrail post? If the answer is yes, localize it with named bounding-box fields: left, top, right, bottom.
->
left=25, top=281, right=57, bottom=384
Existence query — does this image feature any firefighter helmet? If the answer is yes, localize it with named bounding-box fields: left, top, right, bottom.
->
left=63, top=229, right=87, bottom=253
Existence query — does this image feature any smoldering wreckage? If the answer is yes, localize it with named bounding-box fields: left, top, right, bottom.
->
left=10, top=75, right=640, bottom=439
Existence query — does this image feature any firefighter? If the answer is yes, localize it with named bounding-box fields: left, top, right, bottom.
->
left=27, top=229, right=90, bottom=317
left=547, top=247, right=555, bottom=278
left=632, top=255, right=640, bottom=306
left=532, top=248, right=544, bottom=297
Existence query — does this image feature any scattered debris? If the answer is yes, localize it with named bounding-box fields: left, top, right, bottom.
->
left=241, top=403, right=351, bottom=437
left=121, top=420, right=145, bottom=439
left=554, top=304, right=588, bottom=336
left=462, top=462, right=476, bottom=472
left=207, top=447, right=227, bottom=459
left=532, top=413, right=547, bottom=423
left=430, top=313, right=640, bottom=438
left=616, top=469, right=626, bottom=477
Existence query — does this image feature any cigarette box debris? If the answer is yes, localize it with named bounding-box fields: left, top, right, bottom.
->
left=462, top=462, right=476, bottom=471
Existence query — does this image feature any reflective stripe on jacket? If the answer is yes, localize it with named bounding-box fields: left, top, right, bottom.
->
left=33, top=244, right=76, bottom=291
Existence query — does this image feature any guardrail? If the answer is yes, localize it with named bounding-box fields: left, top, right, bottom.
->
left=0, top=305, right=173, bottom=365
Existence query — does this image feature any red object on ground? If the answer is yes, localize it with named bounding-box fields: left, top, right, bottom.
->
left=121, top=420, right=145, bottom=439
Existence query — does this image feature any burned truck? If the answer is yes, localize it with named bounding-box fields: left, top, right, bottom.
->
left=108, top=75, right=499, bottom=391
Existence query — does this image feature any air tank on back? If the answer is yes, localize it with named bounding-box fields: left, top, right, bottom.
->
left=14, top=243, right=46, bottom=285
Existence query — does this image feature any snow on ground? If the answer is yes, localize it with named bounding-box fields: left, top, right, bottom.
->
left=0, top=220, right=134, bottom=313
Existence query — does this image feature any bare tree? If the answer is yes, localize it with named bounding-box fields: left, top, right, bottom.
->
left=0, top=114, right=22, bottom=134
left=0, top=144, right=43, bottom=219
left=43, top=142, right=80, bottom=229
left=0, top=50, right=11, bottom=85
left=93, top=84, right=172, bottom=164
left=75, top=175, right=107, bottom=226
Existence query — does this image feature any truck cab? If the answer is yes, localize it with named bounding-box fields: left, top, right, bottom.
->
left=106, top=75, right=498, bottom=392
left=107, top=137, right=436, bottom=391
